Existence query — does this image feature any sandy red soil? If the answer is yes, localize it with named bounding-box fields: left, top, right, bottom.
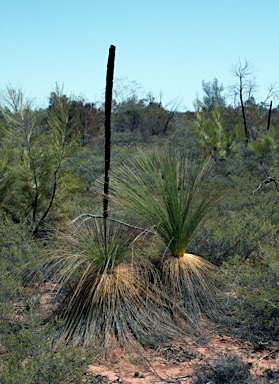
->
left=87, top=331, right=279, bottom=383
left=40, top=282, right=279, bottom=383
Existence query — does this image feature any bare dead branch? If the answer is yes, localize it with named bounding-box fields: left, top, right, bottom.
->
left=71, top=213, right=156, bottom=234
left=253, top=176, right=279, bottom=194
left=252, top=349, right=279, bottom=366
left=231, top=59, right=256, bottom=142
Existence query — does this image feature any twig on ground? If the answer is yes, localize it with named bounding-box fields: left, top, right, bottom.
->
left=252, top=349, right=279, bottom=366
left=151, top=375, right=191, bottom=383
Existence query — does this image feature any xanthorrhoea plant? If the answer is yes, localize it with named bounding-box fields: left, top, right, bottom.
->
left=111, top=147, right=223, bottom=318
left=44, top=219, right=189, bottom=348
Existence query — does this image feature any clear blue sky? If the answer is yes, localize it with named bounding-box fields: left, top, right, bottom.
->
left=1, top=0, right=278, bottom=110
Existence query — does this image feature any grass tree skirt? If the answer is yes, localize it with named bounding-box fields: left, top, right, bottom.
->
left=161, top=253, right=220, bottom=321
left=55, top=261, right=192, bottom=349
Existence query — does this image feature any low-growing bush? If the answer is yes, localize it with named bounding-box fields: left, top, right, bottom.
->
left=219, top=246, right=279, bottom=340
left=0, top=219, right=97, bottom=383
left=190, top=187, right=278, bottom=266
left=193, top=354, right=252, bottom=384
left=0, top=314, right=96, bottom=383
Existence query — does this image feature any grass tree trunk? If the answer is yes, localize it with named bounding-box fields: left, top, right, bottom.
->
left=103, top=45, right=116, bottom=251
left=267, top=100, right=272, bottom=131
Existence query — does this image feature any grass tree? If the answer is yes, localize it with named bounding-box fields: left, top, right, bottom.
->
left=44, top=219, right=187, bottom=348
left=111, top=147, right=224, bottom=319
left=41, top=47, right=191, bottom=350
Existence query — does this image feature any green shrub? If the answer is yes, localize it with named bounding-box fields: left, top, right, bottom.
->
left=0, top=315, right=95, bottom=384
left=0, top=219, right=40, bottom=302
left=220, top=246, right=279, bottom=340
left=190, top=176, right=278, bottom=266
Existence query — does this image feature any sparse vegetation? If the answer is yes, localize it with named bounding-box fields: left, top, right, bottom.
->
left=0, top=56, right=279, bottom=381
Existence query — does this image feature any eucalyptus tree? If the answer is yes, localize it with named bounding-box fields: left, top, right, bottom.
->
left=199, top=78, right=226, bottom=112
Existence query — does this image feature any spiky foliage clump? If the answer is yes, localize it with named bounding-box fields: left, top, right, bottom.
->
left=111, top=148, right=223, bottom=318
left=112, top=148, right=221, bottom=257
left=44, top=218, right=189, bottom=348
